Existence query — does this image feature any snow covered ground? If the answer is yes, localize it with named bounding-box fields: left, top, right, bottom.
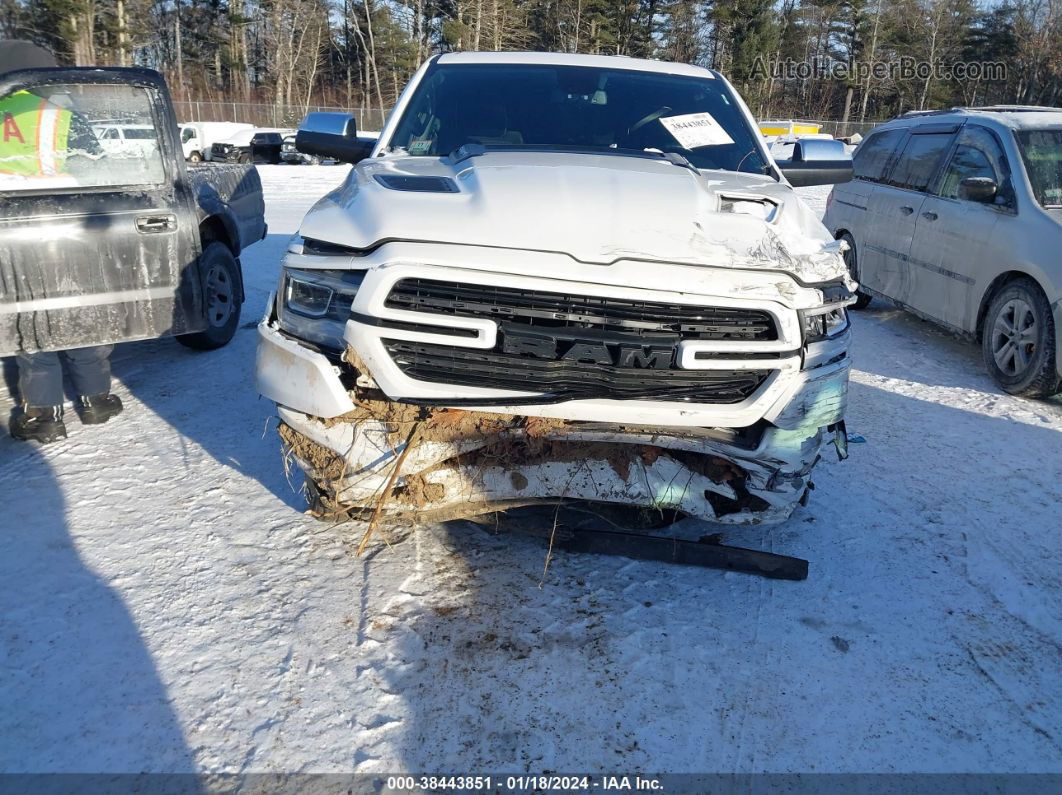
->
left=2, top=166, right=1060, bottom=775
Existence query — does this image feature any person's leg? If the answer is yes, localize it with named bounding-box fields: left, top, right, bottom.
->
left=17, top=351, right=65, bottom=407
left=12, top=351, right=67, bottom=443
left=62, top=344, right=124, bottom=425
left=61, top=344, right=113, bottom=397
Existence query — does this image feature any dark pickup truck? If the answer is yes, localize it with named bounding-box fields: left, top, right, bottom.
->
left=0, top=66, right=266, bottom=356
left=211, top=130, right=285, bottom=165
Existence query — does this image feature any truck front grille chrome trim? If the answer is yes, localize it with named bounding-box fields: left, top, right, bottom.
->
left=350, top=311, right=479, bottom=338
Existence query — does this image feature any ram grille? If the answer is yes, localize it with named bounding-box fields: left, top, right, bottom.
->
left=384, top=278, right=778, bottom=341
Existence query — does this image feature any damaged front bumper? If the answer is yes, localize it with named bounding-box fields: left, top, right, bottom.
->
left=256, top=268, right=851, bottom=526
left=273, top=397, right=844, bottom=526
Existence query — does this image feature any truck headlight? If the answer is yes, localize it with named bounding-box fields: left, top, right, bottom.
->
left=278, top=267, right=365, bottom=351
left=285, top=277, right=333, bottom=317
left=800, top=305, right=848, bottom=342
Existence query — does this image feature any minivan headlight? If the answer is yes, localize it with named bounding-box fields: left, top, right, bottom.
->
left=800, top=305, right=848, bottom=342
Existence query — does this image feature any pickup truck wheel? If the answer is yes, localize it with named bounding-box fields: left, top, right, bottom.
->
left=177, top=242, right=242, bottom=351
left=839, top=233, right=872, bottom=310
left=981, top=277, right=1060, bottom=398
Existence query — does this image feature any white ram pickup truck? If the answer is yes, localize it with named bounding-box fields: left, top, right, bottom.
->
left=256, top=52, right=856, bottom=530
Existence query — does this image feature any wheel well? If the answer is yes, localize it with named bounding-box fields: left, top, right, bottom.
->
left=975, top=271, right=1045, bottom=341
left=199, top=216, right=245, bottom=304
left=833, top=229, right=853, bottom=254
left=199, top=216, right=237, bottom=256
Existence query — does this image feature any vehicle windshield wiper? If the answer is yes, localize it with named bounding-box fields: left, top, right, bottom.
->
left=448, top=143, right=489, bottom=163
left=648, top=149, right=698, bottom=173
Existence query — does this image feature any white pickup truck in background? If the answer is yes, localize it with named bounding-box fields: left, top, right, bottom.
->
left=179, top=121, right=253, bottom=162
left=255, top=52, right=857, bottom=550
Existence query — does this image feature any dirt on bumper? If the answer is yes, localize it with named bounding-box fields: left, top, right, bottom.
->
left=276, top=364, right=846, bottom=527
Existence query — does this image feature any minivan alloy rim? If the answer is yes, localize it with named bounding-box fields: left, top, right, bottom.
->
left=991, top=298, right=1038, bottom=375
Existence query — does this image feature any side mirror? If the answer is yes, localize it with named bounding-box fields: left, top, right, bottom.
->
left=776, top=139, right=854, bottom=187
left=959, top=176, right=998, bottom=203
left=295, top=112, right=371, bottom=164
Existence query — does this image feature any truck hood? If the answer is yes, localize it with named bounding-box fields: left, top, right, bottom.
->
left=299, top=151, right=849, bottom=284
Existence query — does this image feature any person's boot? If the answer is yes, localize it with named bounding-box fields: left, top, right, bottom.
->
left=76, top=393, right=124, bottom=425
left=11, top=405, right=67, bottom=444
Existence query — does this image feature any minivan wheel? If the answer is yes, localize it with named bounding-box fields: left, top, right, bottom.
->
left=981, top=277, right=1059, bottom=398
left=839, top=233, right=872, bottom=309
left=177, top=242, right=242, bottom=351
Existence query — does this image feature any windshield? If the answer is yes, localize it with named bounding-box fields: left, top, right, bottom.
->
left=389, top=63, right=771, bottom=175
left=1015, top=128, right=1062, bottom=208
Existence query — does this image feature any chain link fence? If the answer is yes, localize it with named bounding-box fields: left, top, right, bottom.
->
left=173, top=101, right=389, bottom=132
left=173, top=102, right=886, bottom=141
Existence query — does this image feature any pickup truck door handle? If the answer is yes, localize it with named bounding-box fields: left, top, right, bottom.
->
left=921, top=211, right=938, bottom=221
left=135, top=214, right=177, bottom=233
left=899, top=205, right=915, bottom=215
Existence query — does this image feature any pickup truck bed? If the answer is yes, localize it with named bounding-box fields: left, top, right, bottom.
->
left=189, top=163, right=267, bottom=257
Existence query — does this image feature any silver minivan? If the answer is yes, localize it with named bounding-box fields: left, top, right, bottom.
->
left=823, top=106, right=1062, bottom=398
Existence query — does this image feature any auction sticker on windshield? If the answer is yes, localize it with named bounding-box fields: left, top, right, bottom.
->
left=659, top=112, right=735, bottom=149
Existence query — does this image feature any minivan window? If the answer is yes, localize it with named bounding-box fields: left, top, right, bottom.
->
left=852, top=129, right=904, bottom=182
left=1016, top=128, right=1062, bottom=208
left=939, top=126, right=1007, bottom=201
left=887, top=132, right=953, bottom=192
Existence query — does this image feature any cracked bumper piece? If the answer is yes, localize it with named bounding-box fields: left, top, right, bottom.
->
left=275, top=404, right=837, bottom=526
left=261, top=330, right=848, bottom=526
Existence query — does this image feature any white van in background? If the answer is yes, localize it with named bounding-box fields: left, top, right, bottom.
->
left=91, top=123, right=160, bottom=157
left=178, top=121, right=254, bottom=162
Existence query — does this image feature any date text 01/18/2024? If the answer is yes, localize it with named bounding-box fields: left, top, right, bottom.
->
left=385, top=775, right=664, bottom=791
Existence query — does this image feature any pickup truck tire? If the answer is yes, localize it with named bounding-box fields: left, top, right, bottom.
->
left=839, top=233, right=872, bottom=310
left=981, top=277, right=1060, bottom=399
left=176, top=242, right=242, bottom=351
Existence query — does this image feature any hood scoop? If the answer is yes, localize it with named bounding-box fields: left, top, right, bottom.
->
left=373, top=174, right=459, bottom=193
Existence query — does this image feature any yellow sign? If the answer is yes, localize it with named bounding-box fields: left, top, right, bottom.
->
left=758, top=120, right=822, bottom=136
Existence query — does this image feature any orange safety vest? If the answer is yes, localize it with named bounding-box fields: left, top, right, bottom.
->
left=0, top=90, right=73, bottom=176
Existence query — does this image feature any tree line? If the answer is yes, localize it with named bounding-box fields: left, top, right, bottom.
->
left=2, top=0, right=1059, bottom=125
